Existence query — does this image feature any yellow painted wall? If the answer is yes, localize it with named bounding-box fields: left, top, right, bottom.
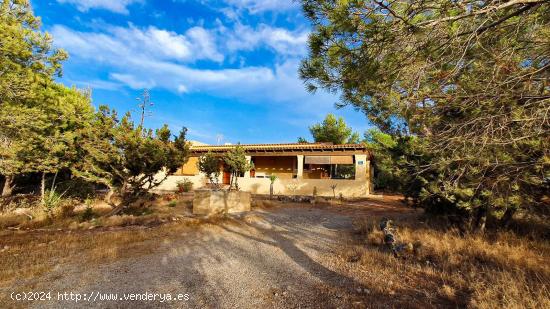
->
left=177, top=157, right=200, bottom=175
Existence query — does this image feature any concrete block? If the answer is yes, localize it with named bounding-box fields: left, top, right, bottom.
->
left=193, top=190, right=251, bottom=215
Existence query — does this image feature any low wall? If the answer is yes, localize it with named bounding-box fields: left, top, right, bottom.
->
left=235, top=177, right=369, bottom=198
left=193, top=190, right=251, bottom=215
left=153, top=174, right=207, bottom=192
left=155, top=176, right=368, bottom=198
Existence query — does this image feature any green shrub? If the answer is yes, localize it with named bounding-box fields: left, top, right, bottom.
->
left=43, top=189, right=66, bottom=217
left=79, top=198, right=95, bottom=222
left=80, top=206, right=95, bottom=222
left=55, top=178, right=97, bottom=200
left=176, top=178, right=193, bottom=193
left=166, top=201, right=177, bottom=208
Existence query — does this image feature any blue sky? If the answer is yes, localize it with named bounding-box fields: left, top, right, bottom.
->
left=32, top=0, right=372, bottom=144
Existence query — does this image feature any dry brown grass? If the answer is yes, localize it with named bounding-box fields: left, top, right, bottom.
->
left=0, top=193, right=196, bottom=231
left=252, top=199, right=277, bottom=208
left=0, top=213, right=28, bottom=229
left=0, top=191, right=223, bottom=295
left=338, top=215, right=550, bottom=308
left=0, top=192, right=207, bottom=306
left=0, top=216, right=215, bottom=292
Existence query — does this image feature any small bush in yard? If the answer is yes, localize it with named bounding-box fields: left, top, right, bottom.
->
left=166, top=201, right=177, bottom=208
left=77, top=197, right=95, bottom=222
left=176, top=179, right=193, bottom=193
left=43, top=189, right=66, bottom=218
left=80, top=206, right=95, bottom=222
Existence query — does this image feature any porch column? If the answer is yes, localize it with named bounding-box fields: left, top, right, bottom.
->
left=297, top=155, right=304, bottom=179
left=244, top=156, right=252, bottom=178
left=354, top=154, right=368, bottom=181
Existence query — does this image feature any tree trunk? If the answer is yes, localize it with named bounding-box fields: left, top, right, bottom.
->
left=1, top=175, right=15, bottom=197
left=104, top=187, right=115, bottom=205
left=500, top=207, right=516, bottom=228
left=270, top=183, right=274, bottom=199
left=40, top=172, right=46, bottom=204
left=475, top=206, right=488, bottom=234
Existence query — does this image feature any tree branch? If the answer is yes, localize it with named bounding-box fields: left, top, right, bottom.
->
left=416, top=0, right=546, bottom=27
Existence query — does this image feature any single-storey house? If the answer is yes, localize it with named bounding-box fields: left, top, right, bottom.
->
left=156, top=142, right=373, bottom=197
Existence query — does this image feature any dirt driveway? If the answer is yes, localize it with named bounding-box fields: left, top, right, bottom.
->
left=28, top=197, right=410, bottom=308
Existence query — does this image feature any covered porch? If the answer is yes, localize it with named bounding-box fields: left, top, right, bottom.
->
left=242, top=154, right=367, bottom=181
left=184, top=143, right=373, bottom=196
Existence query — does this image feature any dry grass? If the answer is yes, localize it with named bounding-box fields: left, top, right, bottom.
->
left=0, top=193, right=196, bottom=231
left=338, top=215, right=550, bottom=308
left=0, top=213, right=28, bottom=229
left=0, top=216, right=216, bottom=292
left=252, top=199, right=277, bottom=209
left=0, top=192, right=221, bottom=296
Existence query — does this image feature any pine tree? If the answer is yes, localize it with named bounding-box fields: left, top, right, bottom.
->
left=309, top=114, right=359, bottom=144
left=0, top=0, right=73, bottom=197
left=74, top=108, right=190, bottom=209
left=300, top=0, right=550, bottom=230
left=0, top=0, right=67, bottom=105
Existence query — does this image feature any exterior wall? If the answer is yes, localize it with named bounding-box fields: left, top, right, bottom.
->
left=354, top=154, right=368, bottom=181
left=155, top=151, right=373, bottom=197
left=177, top=157, right=200, bottom=175
left=154, top=160, right=372, bottom=197
left=234, top=177, right=369, bottom=197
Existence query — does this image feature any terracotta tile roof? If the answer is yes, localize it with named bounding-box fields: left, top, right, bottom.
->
left=190, top=142, right=370, bottom=155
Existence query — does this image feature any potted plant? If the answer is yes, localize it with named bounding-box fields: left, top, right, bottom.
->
left=176, top=178, right=193, bottom=193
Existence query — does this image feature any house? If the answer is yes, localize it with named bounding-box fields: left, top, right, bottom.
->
left=157, top=142, right=373, bottom=197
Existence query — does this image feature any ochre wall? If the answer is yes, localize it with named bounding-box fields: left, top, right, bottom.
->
left=176, top=157, right=200, bottom=176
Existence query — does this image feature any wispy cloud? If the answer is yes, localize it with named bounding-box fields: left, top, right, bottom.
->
left=57, top=0, right=143, bottom=14
left=52, top=24, right=223, bottom=63
left=50, top=23, right=327, bottom=110
left=110, top=73, right=156, bottom=89
left=223, top=23, right=309, bottom=56
left=66, top=79, right=122, bottom=91
left=222, top=0, right=299, bottom=14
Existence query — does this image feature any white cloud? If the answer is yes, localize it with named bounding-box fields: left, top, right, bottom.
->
left=177, top=84, right=189, bottom=93
left=225, top=23, right=308, bottom=56
left=223, top=0, right=299, bottom=14
left=66, top=79, right=122, bottom=91
left=52, top=24, right=223, bottom=63
left=110, top=73, right=155, bottom=89
left=51, top=24, right=332, bottom=112
left=185, top=27, right=224, bottom=62
left=57, top=0, right=142, bottom=14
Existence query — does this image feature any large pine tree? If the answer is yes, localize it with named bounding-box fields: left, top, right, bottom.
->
left=300, top=0, right=549, bottom=229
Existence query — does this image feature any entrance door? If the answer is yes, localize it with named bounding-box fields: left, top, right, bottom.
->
left=223, top=171, right=231, bottom=185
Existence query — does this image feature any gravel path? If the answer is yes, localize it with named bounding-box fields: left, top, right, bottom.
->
left=31, top=205, right=372, bottom=308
